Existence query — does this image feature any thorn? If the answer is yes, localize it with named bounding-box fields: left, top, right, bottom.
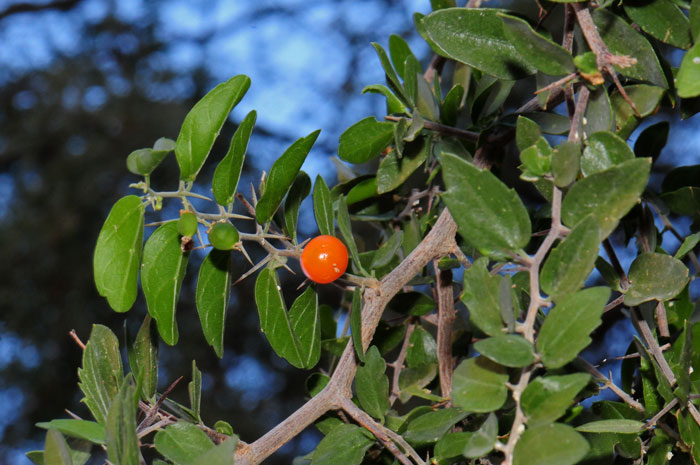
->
left=296, top=279, right=310, bottom=290
left=233, top=254, right=271, bottom=285
left=237, top=243, right=254, bottom=266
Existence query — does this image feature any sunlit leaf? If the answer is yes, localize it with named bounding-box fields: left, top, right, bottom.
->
left=580, top=131, right=634, bottom=176
left=142, top=222, right=189, bottom=346
left=521, top=373, right=591, bottom=428
left=78, top=325, right=123, bottom=425
left=212, top=109, right=256, bottom=206
left=677, top=39, right=700, bottom=98
left=403, top=408, right=468, bottom=446
left=461, top=257, right=504, bottom=337
left=105, top=376, right=139, bottom=465
left=196, top=249, right=231, bottom=358
left=44, top=430, right=72, bottom=465
left=313, top=175, right=334, bottom=236
left=624, top=0, right=692, bottom=49
left=338, top=117, right=394, bottom=164
left=93, top=195, right=144, bottom=312
left=377, top=137, right=429, bottom=194
left=154, top=421, right=214, bottom=465
left=474, top=335, right=535, bottom=368
left=36, top=420, right=106, bottom=445
left=311, top=423, right=374, bottom=465
left=451, top=357, right=508, bottom=412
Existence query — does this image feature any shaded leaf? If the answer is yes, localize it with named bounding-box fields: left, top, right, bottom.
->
left=284, top=171, right=311, bottom=243
left=154, top=421, right=214, bottom=465
left=311, top=424, right=374, bottom=465
left=175, top=75, right=251, bottom=181
left=624, top=252, right=689, bottom=306
left=521, top=373, right=591, bottom=428
left=289, top=286, right=321, bottom=369
left=516, top=116, right=541, bottom=152
left=561, top=158, right=651, bottom=239
left=513, top=423, right=589, bottom=465
left=126, top=315, right=159, bottom=400
left=441, top=153, right=531, bottom=254
left=537, top=287, right=610, bottom=369
left=461, top=257, right=503, bottom=337
left=624, top=0, right=692, bottom=49
left=581, top=131, right=634, bottom=176
left=474, top=335, right=535, bottom=368
left=576, top=419, right=644, bottom=434
left=451, top=356, right=508, bottom=412
left=463, top=413, right=498, bottom=459
left=142, top=222, right=189, bottom=346
left=422, top=8, right=536, bottom=80
left=355, top=346, right=390, bottom=421
left=93, top=195, right=145, bottom=312
left=406, top=326, right=438, bottom=367
left=212, top=109, right=256, bottom=206
left=37, top=420, right=105, bottom=445
left=192, top=436, right=238, bottom=465
left=540, top=215, right=601, bottom=302
left=377, top=137, right=429, bottom=194
left=371, top=230, right=403, bottom=269
left=78, top=325, right=123, bottom=425
left=196, top=249, right=232, bottom=358
left=105, top=376, right=139, bottom=465
left=256, top=130, right=320, bottom=224
left=338, top=117, right=394, bottom=164
left=312, top=175, right=334, bottom=237
left=403, top=408, right=468, bottom=446
left=584, top=87, right=614, bottom=137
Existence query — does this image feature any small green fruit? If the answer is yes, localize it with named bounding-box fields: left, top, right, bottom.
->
left=209, top=222, right=239, bottom=250
left=178, top=211, right=198, bottom=237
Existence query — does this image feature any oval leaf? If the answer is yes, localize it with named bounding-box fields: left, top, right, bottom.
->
left=451, top=356, right=508, bottom=413
left=377, top=137, right=429, bottom=194
left=442, top=153, right=531, bottom=254
left=521, top=373, right=591, bottom=428
left=284, top=171, right=311, bottom=243
left=561, top=158, right=651, bottom=239
left=581, top=131, right=635, bottom=176
left=537, top=287, right=610, bottom=369
left=499, top=13, right=575, bottom=75
left=311, top=423, right=374, bottom=465
left=422, top=8, right=536, bottom=80
left=212, top=109, right=256, bottom=206
left=154, top=421, right=214, bottom=465
left=141, top=222, right=190, bottom=346
left=576, top=419, right=644, bottom=434
left=36, top=420, right=106, bottom=445
left=461, top=257, right=504, bottom=337
left=403, top=408, right=468, bottom=446
left=474, top=335, right=535, bottom=368
left=126, top=148, right=171, bottom=176
left=254, top=268, right=304, bottom=368
left=175, top=75, right=251, bottom=181
left=289, top=286, right=321, bottom=369
left=540, top=215, right=601, bottom=302
left=78, top=325, right=123, bottom=425
left=677, top=39, right=700, bottom=99
left=624, top=252, right=689, bottom=306
left=624, top=0, right=692, bottom=49
left=513, top=423, right=589, bottom=465
left=256, top=130, right=320, bottom=224
left=93, top=195, right=144, bottom=312
left=338, top=117, right=395, bottom=164
left=313, top=175, right=334, bottom=236
left=196, top=249, right=232, bottom=358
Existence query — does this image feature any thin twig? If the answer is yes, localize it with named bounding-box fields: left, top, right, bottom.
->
left=644, top=398, right=678, bottom=429
left=389, top=321, right=416, bottom=405
left=578, top=358, right=645, bottom=412
left=634, top=312, right=676, bottom=386
left=384, top=116, right=479, bottom=142
left=655, top=301, right=670, bottom=338
left=433, top=260, right=455, bottom=403
left=69, top=330, right=86, bottom=350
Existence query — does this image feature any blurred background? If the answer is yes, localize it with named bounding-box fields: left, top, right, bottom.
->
left=1, top=0, right=700, bottom=464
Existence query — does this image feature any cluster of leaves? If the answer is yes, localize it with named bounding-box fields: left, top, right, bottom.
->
left=30, top=1, right=700, bottom=465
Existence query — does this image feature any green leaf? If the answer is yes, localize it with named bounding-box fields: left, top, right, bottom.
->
left=192, top=436, right=238, bottom=465
left=44, top=430, right=72, bottom=465
left=337, top=195, right=366, bottom=275
left=214, top=420, right=234, bottom=436
left=126, top=147, right=171, bottom=176
left=389, top=34, right=417, bottom=79
left=422, top=8, right=536, bottom=80
left=561, top=158, right=651, bottom=239
left=312, top=175, right=334, bottom=236
left=552, top=141, right=581, bottom=188
left=540, top=215, right=601, bottom=302
left=692, top=0, right=700, bottom=41
left=521, top=373, right=591, bottom=428
left=78, top=325, right=123, bottom=425
left=474, top=335, right=535, bottom=368
left=355, top=346, right=390, bottom=421
left=581, top=131, right=635, bottom=176
left=402, top=408, right=468, bottom=446
left=345, top=177, right=377, bottom=206
left=440, top=85, right=464, bottom=126
left=105, top=376, right=139, bottom=465
left=195, top=249, right=232, bottom=358
left=434, top=432, right=472, bottom=464
left=350, top=287, right=365, bottom=362
left=461, top=257, right=504, bottom=337
left=537, top=287, right=610, bottom=369
left=371, top=230, right=403, bottom=269
left=256, top=130, right=320, bottom=224
left=406, top=326, right=438, bottom=367
left=284, top=172, right=312, bottom=244
left=377, top=137, right=429, bottom=194
left=675, top=231, right=700, bottom=259
left=677, top=39, right=700, bottom=98
left=154, top=421, right=214, bottom=465
left=584, top=87, right=614, bottom=137
left=576, top=419, right=644, bottom=434
left=499, top=13, right=575, bottom=75
left=254, top=268, right=304, bottom=368
left=513, top=423, right=589, bottom=465
left=441, top=153, right=531, bottom=255
left=93, top=195, right=145, bottom=312
left=451, top=356, right=508, bottom=413
left=516, top=116, right=541, bottom=152
left=142, top=222, right=189, bottom=346
left=362, top=84, right=406, bottom=115
left=463, top=413, right=498, bottom=459
left=338, top=117, right=394, bottom=164
left=189, top=361, right=202, bottom=422
left=624, top=0, right=692, bottom=49
left=126, top=315, right=159, bottom=400
left=624, top=252, right=689, bottom=306
left=289, top=286, right=321, bottom=369
left=311, top=423, right=374, bottom=465
left=175, top=75, right=251, bottom=181
left=212, top=109, right=256, bottom=206
left=634, top=121, right=669, bottom=163
left=371, top=42, right=412, bottom=106
left=37, top=420, right=106, bottom=445
left=593, top=8, right=667, bottom=88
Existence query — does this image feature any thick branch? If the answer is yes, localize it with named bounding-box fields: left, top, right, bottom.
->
left=433, top=260, right=455, bottom=402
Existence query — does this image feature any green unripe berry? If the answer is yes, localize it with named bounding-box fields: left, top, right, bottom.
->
left=178, top=211, right=198, bottom=237
left=209, top=222, right=239, bottom=250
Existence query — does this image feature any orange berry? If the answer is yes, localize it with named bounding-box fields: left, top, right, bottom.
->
left=300, top=235, right=349, bottom=284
